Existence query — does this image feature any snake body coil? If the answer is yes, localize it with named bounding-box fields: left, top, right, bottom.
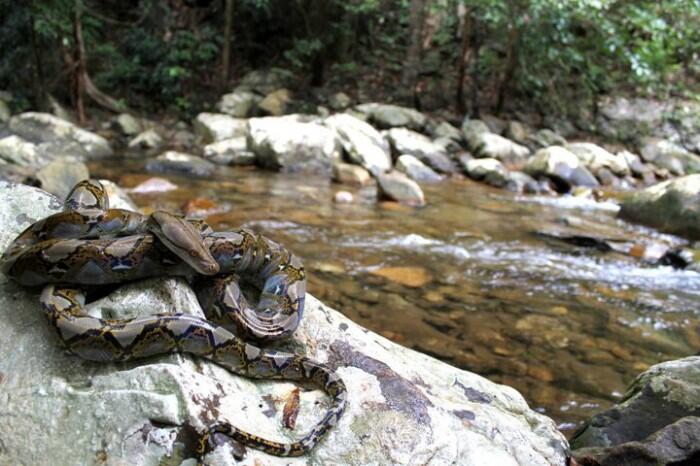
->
left=1, top=179, right=346, bottom=458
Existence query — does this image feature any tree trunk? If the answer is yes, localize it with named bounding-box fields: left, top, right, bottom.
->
left=495, top=18, right=519, bottom=112
left=401, top=0, right=427, bottom=106
left=221, top=0, right=234, bottom=87
left=29, top=10, right=46, bottom=110
left=469, top=14, right=481, bottom=118
left=455, top=6, right=471, bottom=116
left=73, top=0, right=86, bottom=124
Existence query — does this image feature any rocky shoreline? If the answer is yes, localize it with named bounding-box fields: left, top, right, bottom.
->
left=2, top=78, right=700, bottom=464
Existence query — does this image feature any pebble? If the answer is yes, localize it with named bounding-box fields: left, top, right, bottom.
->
left=333, top=191, right=354, bottom=203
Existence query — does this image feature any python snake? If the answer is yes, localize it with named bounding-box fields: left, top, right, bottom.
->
left=0, top=179, right=346, bottom=458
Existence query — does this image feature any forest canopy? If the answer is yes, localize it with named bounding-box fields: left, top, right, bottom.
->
left=1, top=0, right=699, bottom=119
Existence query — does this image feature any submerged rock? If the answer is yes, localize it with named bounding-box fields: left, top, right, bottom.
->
left=386, top=128, right=456, bottom=173
left=571, top=357, right=700, bottom=466
left=248, top=116, right=341, bottom=175
left=0, top=182, right=568, bottom=466
left=324, top=113, right=392, bottom=176
left=376, top=170, right=426, bottom=206
left=145, top=151, right=216, bottom=177
left=619, top=174, right=700, bottom=240
left=9, top=112, right=112, bottom=159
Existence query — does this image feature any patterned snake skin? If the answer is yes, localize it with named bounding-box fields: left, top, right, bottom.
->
left=0, top=180, right=346, bottom=458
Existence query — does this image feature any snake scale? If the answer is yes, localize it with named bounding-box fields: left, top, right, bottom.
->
left=0, top=179, right=346, bottom=458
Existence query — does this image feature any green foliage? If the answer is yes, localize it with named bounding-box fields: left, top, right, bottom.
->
left=0, top=0, right=698, bottom=118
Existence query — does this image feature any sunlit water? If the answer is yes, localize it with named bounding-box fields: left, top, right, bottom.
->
left=92, top=160, right=700, bottom=434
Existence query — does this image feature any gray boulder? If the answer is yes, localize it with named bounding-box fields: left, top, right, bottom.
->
left=376, top=170, right=426, bottom=206
left=324, top=113, right=392, bottom=176
left=115, top=113, right=142, bottom=136
left=504, top=121, right=532, bottom=146
left=9, top=112, right=112, bottom=159
left=127, top=128, right=163, bottom=151
left=530, top=129, right=567, bottom=149
left=234, top=68, right=290, bottom=95
left=0, top=98, right=10, bottom=123
left=467, top=132, right=530, bottom=164
left=332, top=162, right=372, bottom=186
left=145, top=151, right=216, bottom=177
left=639, top=137, right=700, bottom=176
left=386, top=128, right=457, bottom=173
left=258, top=88, right=292, bottom=116
left=619, top=175, right=700, bottom=240
left=506, top=171, right=540, bottom=193
left=565, top=142, right=630, bottom=176
left=396, top=154, right=443, bottom=183
left=571, top=357, right=700, bottom=465
left=328, top=92, right=352, bottom=110
left=464, top=158, right=508, bottom=188
left=216, top=90, right=261, bottom=118
left=0, top=135, right=50, bottom=168
left=36, top=158, right=90, bottom=199
left=248, top=116, right=341, bottom=175
left=354, top=103, right=427, bottom=131
left=524, top=146, right=599, bottom=191
left=0, top=182, right=568, bottom=466
left=203, top=137, right=256, bottom=166
left=193, top=113, right=248, bottom=144
left=427, top=120, right=462, bottom=143
left=461, top=119, right=491, bottom=142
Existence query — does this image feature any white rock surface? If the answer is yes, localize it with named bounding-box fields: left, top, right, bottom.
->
left=467, top=131, right=530, bottom=164
left=324, top=113, right=392, bottom=176
left=248, top=116, right=341, bottom=174
left=9, top=112, right=112, bottom=159
left=203, top=137, right=256, bottom=166
left=565, top=142, right=629, bottom=176
left=0, top=183, right=568, bottom=466
left=194, top=113, right=249, bottom=143
left=386, top=128, right=457, bottom=173
left=0, top=135, right=48, bottom=168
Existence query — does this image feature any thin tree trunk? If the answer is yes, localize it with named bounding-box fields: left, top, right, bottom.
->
left=469, top=15, right=481, bottom=118
left=401, top=0, right=427, bottom=106
left=221, top=0, right=234, bottom=87
left=455, top=7, right=471, bottom=116
left=29, top=10, right=46, bottom=110
left=73, top=0, right=86, bottom=124
left=496, top=21, right=519, bottom=112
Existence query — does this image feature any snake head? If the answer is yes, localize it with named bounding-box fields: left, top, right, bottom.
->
left=148, top=211, right=220, bottom=275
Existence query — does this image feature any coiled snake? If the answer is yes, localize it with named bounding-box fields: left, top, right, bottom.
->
left=0, top=179, right=346, bottom=459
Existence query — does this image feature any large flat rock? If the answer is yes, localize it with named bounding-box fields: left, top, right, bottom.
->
left=0, top=182, right=568, bottom=465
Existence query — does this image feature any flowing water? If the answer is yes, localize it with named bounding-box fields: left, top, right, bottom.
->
left=92, top=160, right=700, bottom=434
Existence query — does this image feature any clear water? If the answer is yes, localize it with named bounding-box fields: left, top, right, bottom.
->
left=92, top=160, right=700, bottom=434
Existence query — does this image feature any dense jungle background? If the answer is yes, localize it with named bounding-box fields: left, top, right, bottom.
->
left=2, top=0, right=699, bottom=121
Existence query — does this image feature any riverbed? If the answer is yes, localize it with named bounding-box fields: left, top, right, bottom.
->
left=92, top=160, right=700, bottom=434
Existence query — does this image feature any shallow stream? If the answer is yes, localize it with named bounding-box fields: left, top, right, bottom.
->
left=92, top=160, right=700, bottom=434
